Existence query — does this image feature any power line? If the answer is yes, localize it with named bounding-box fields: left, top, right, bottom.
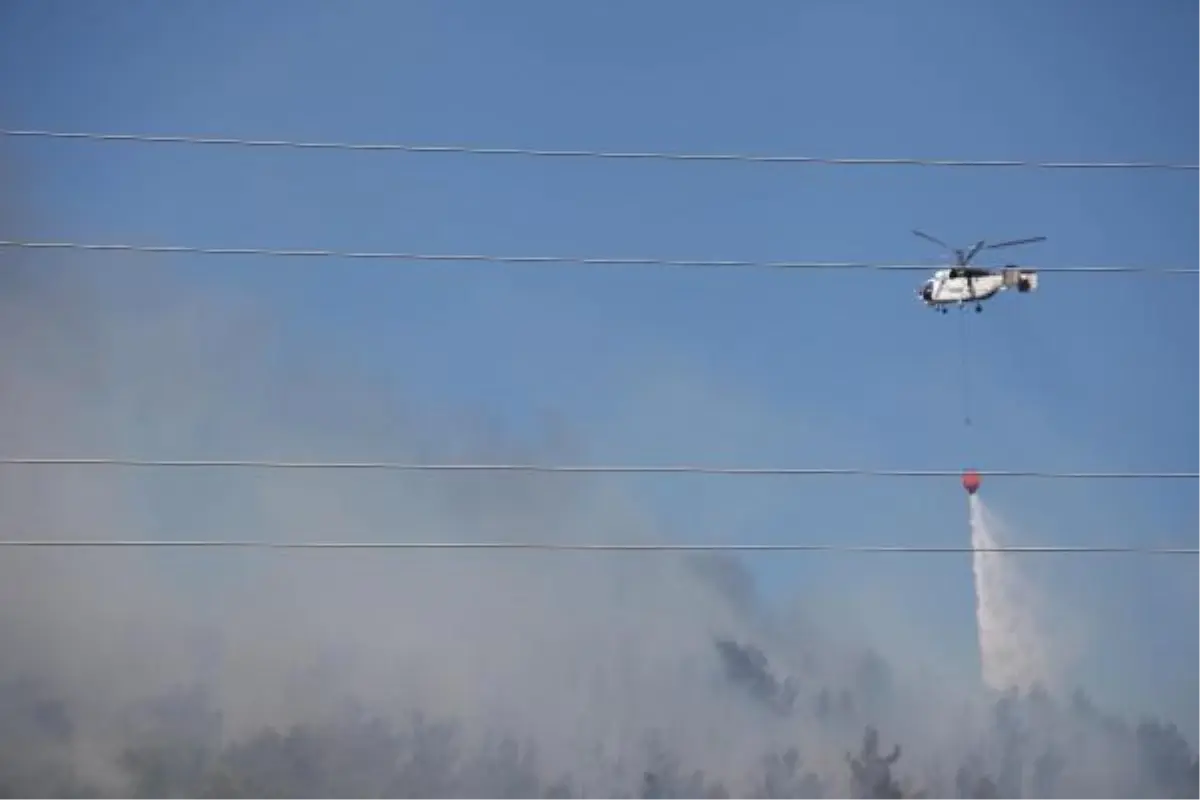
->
left=1, top=240, right=1194, bottom=275
left=0, top=539, right=1194, bottom=554
left=3, top=129, right=1196, bottom=172
left=1, top=458, right=1195, bottom=481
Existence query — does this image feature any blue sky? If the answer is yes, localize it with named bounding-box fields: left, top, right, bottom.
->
left=2, top=0, right=1196, bottom=732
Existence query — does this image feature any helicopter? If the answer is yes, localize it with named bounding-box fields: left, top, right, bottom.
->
left=913, top=230, right=1045, bottom=313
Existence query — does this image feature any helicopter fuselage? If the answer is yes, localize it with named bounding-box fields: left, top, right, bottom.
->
left=917, top=267, right=1038, bottom=310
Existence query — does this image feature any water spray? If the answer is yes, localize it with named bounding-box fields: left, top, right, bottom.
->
left=965, top=476, right=1054, bottom=695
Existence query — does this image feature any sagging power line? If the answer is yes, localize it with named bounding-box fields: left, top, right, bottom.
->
left=0, top=539, right=1194, bottom=554
left=3, top=129, right=1196, bottom=171
left=1, top=458, right=1194, bottom=481
left=1, top=241, right=1194, bottom=275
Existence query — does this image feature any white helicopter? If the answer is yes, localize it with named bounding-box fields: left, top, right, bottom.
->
left=913, top=230, right=1045, bottom=313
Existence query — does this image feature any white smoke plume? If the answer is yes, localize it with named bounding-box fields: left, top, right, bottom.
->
left=0, top=168, right=1194, bottom=795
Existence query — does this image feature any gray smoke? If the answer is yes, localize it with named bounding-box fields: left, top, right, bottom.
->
left=0, top=185, right=1195, bottom=797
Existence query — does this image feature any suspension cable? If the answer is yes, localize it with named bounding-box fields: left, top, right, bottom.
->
left=0, top=458, right=1194, bottom=480
left=1, top=240, right=1195, bottom=275
left=3, top=129, right=1196, bottom=171
left=0, top=539, right=1194, bottom=554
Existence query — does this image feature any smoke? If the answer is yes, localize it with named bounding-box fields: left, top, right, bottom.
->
left=0, top=233, right=830, bottom=794
left=0, top=184, right=1196, bottom=795
left=969, top=494, right=1056, bottom=694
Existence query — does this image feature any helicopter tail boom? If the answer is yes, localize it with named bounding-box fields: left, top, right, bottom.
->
left=1001, top=267, right=1038, bottom=293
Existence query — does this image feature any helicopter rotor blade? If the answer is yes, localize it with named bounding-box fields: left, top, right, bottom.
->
left=912, top=229, right=954, bottom=252
left=983, top=236, right=1048, bottom=251
left=962, top=240, right=986, bottom=265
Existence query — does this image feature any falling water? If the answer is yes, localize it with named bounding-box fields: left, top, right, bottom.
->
left=969, top=494, right=1054, bottom=693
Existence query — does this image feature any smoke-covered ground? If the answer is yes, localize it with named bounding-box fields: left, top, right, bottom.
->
left=0, top=217, right=1196, bottom=796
